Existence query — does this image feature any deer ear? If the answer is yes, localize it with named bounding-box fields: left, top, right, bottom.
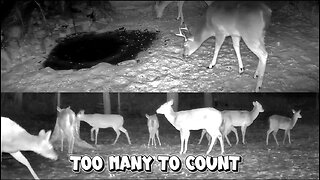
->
left=57, top=106, right=61, bottom=112
left=39, top=129, right=46, bottom=136
left=169, top=99, right=174, bottom=105
left=45, top=130, right=52, bottom=141
left=292, top=109, right=295, bottom=114
left=145, top=114, right=149, bottom=118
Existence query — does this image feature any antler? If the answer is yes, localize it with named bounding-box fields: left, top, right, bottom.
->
left=180, top=24, right=188, bottom=32
left=175, top=27, right=187, bottom=42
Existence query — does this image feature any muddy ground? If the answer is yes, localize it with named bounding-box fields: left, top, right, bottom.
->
left=1, top=117, right=319, bottom=179
left=1, top=1, right=319, bottom=92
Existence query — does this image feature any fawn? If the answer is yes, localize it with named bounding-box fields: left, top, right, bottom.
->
left=145, top=114, right=161, bottom=147
left=76, top=110, right=132, bottom=145
left=266, top=110, right=302, bottom=145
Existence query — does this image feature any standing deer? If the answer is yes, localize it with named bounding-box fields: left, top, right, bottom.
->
left=56, top=106, right=76, bottom=154
left=266, top=110, right=302, bottom=145
left=199, top=101, right=264, bottom=146
left=154, top=1, right=214, bottom=25
left=145, top=114, right=161, bottom=147
left=175, top=1, right=272, bottom=92
left=156, top=99, right=224, bottom=155
left=1, top=117, right=58, bottom=179
left=76, top=110, right=132, bottom=145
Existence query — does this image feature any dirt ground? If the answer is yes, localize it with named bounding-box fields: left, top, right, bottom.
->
left=1, top=118, right=319, bottom=179
left=1, top=1, right=319, bottom=92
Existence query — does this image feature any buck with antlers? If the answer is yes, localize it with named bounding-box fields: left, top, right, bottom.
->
left=154, top=1, right=214, bottom=25
left=176, top=1, right=272, bottom=92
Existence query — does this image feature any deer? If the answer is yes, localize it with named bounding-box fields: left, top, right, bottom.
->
left=175, top=1, right=272, bottom=92
left=266, top=110, right=302, bottom=145
left=198, top=101, right=264, bottom=146
left=154, top=1, right=214, bottom=25
left=156, top=99, right=224, bottom=155
left=145, top=114, right=161, bottom=147
left=1, top=116, right=58, bottom=179
left=76, top=110, right=132, bottom=145
left=56, top=106, right=77, bottom=154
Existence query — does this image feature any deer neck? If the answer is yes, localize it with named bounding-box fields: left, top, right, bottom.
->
left=17, top=132, right=40, bottom=152
left=192, top=18, right=213, bottom=45
left=249, top=106, right=260, bottom=122
left=163, top=108, right=178, bottom=127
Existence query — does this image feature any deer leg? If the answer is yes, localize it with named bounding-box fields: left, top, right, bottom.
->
left=119, top=127, right=131, bottom=145
left=217, top=133, right=225, bottom=155
left=112, top=129, right=121, bottom=145
left=156, top=130, right=162, bottom=146
left=179, top=131, right=185, bottom=154
left=243, top=36, right=268, bottom=92
left=241, top=126, right=247, bottom=144
left=151, top=132, right=157, bottom=147
left=95, top=128, right=99, bottom=145
left=148, top=132, right=152, bottom=147
left=206, top=133, right=212, bottom=146
left=60, top=130, right=64, bottom=152
left=177, top=1, right=184, bottom=25
left=90, top=128, right=95, bottom=141
left=283, top=130, right=288, bottom=145
left=272, top=130, right=279, bottom=146
left=288, top=130, right=291, bottom=144
left=198, top=129, right=206, bottom=145
left=11, top=152, right=39, bottom=179
left=209, top=34, right=226, bottom=68
left=266, top=129, right=272, bottom=145
left=232, top=127, right=239, bottom=145
left=68, top=134, right=74, bottom=154
left=231, top=35, right=244, bottom=74
left=183, top=130, right=190, bottom=154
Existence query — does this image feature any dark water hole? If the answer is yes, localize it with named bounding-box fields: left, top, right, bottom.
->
left=43, top=28, right=159, bottom=70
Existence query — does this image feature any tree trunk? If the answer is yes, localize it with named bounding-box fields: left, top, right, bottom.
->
left=204, top=93, right=212, bottom=108
left=103, top=92, right=111, bottom=114
left=118, top=93, right=121, bottom=114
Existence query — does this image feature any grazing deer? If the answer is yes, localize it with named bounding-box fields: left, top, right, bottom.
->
left=145, top=114, right=161, bottom=147
left=199, top=101, right=264, bottom=146
left=175, top=1, right=272, bottom=92
left=56, top=106, right=76, bottom=154
left=156, top=99, right=224, bottom=155
left=1, top=117, right=58, bottom=180
left=154, top=1, right=213, bottom=25
left=76, top=110, right=132, bottom=145
left=266, top=110, right=302, bottom=145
